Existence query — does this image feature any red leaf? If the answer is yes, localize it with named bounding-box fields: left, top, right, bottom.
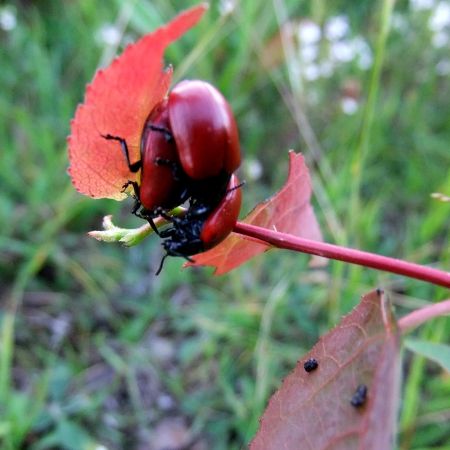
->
left=250, top=289, right=401, bottom=450
left=68, top=4, right=208, bottom=200
left=190, top=152, right=323, bottom=274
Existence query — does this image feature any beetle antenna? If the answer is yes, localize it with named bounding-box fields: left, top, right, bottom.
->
left=146, top=124, right=174, bottom=143
left=226, top=180, right=246, bottom=194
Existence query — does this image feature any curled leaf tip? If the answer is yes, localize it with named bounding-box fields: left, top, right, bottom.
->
left=88, top=215, right=153, bottom=246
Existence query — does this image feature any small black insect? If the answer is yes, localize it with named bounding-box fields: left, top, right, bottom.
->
left=350, top=384, right=368, bottom=408
left=303, top=358, right=319, bottom=373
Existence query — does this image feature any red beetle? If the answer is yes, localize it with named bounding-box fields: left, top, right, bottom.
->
left=105, top=79, right=241, bottom=219
left=199, top=173, right=242, bottom=249
left=104, top=80, right=242, bottom=270
left=168, top=80, right=241, bottom=180
left=103, top=99, right=183, bottom=219
left=139, top=99, right=184, bottom=213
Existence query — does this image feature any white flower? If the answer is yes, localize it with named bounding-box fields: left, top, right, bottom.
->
left=410, top=0, right=435, bottom=11
left=96, top=23, right=121, bottom=46
left=329, top=36, right=372, bottom=69
left=319, top=61, right=334, bottom=78
left=325, top=15, right=350, bottom=41
left=436, top=58, right=450, bottom=75
left=300, top=43, right=319, bottom=63
left=220, top=0, right=236, bottom=16
left=303, top=63, right=321, bottom=81
left=432, top=30, right=450, bottom=47
left=353, top=37, right=373, bottom=70
left=429, top=1, right=450, bottom=31
left=0, top=6, right=16, bottom=31
left=341, top=97, right=359, bottom=115
left=330, top=40, right=356, bottom=63
left=298, top=20, right=321, bottom=45
left=302, top=61, right=334, bottom=80
left=245, top=159, right=263, bottom=181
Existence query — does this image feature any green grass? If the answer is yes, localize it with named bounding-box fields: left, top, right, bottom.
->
left=1, top=0, right=449, bottom=448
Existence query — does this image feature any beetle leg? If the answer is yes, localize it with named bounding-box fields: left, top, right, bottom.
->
left=159, top=227, right=176, bottom=238
left=146, top=124, right=174, bottom=143
left=153, top=157, right=186, bottom=183
left=102, top=133, right=141, bottom=173
left=132, top=207, right=162, bottom=236
left=153, top=207, right=183, bottom=225
left=131, top=200, right=141, bottom=216
left=146, top=217, right=161, bottom=235
left=154, top=251, right=193, bottom=276
left=122, top=180, right=140, bottom=198
left=122, top=181, right=157, bottom=231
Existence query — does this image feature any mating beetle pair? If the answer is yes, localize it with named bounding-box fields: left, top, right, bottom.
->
left=105, top=80, right=242, bottom=271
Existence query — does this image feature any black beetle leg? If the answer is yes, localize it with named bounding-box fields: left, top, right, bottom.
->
left=102, top=133, right=141, bottom=173
left=146, top=123, right=174, bottom=142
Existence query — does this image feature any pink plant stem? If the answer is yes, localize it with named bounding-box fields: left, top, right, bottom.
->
left=399, top=299, right=450, bottom=333
left=234, top=222, right=450, bottom=289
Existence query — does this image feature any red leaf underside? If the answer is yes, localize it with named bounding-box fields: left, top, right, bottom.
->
left=190, top=152, right=323, bottom=274
left=68, top=4, right=208, bottom=200
left=250, top=290, right=401, bottom=450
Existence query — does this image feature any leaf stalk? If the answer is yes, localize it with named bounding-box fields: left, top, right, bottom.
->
left=233, top=222, right=450, bottom=288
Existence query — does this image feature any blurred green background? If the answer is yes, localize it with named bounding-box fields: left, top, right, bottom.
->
left=0, top=0, right=449, bottom=448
